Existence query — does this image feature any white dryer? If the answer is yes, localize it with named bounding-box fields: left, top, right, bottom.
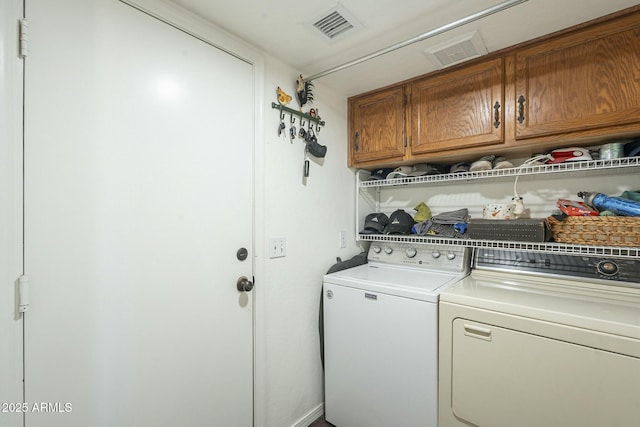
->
left=439, top=249, right=640, bottom=427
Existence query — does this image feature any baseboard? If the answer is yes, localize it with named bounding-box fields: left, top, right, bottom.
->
left=290, top=402, right=324, bottom=427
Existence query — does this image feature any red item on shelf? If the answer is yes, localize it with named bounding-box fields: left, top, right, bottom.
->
left=557, top=199, right=599, bottom=216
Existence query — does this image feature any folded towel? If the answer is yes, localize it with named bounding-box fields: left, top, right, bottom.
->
left=432, top=208, right=469, bottom=224
left=412, top=208, right=469, bottom=237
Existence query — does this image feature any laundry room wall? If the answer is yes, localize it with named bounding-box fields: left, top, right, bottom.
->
left=255, top=55, right=361, bottom=427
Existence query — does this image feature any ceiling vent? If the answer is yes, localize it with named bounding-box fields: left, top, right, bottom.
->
left=424, top=31, right=488, bottom=68
left=312, top=4, right=362, bottom=41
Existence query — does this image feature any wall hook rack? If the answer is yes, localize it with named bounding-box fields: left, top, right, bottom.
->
left=271, top=102, right=326, bottom=128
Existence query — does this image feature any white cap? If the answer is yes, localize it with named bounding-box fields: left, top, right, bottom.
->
left=386, top=166, right=413, bottom=179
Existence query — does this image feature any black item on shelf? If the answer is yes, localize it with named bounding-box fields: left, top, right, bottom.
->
left=385, top=209, right=415, bottom=235
left=467, top=218, right=553, bottom=243
left=360, top=212, right=389, bottom=234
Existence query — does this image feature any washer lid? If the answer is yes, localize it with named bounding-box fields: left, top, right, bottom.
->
left=324, top=264, right=466, bottom=302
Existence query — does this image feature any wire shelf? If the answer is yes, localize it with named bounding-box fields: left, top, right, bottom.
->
left=358, top=156, right=640, bottom=188
left=358, top=234, right=640, bottom=258
left=356, top=156, right=640, bottom=257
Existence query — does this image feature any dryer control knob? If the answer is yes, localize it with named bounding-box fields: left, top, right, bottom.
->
left=432, top=251, right=441, bottom=259
left=446, top=252, right=456, bottom=260
left=384, top=247, right=393, bottom=255
left=405, top=248, right=417, bottom=258
left=372, top=246, right=381, bottom=254
left=597, top=260, right=618, bottom=276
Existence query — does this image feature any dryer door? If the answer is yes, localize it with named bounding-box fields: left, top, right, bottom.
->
left=450, top=318, right=640, bottom=427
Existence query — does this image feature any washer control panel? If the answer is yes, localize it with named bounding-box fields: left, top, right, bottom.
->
left=368, top=243, right=470, bottom=274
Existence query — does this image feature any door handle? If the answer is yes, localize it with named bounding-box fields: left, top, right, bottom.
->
left=493, top=101, right=501, bottom=128
left=517, top=95, right=525, bottom=124
left=237, top=276, right=254, bottom=292
left=463, top=323, right=492, bottom=341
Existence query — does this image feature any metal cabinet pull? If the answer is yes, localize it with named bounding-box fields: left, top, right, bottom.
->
left=354, top=132, right=360, bottom=152
left=517, top=95, right=526, bottom=124
left=493, top=101, right=501, bottom=128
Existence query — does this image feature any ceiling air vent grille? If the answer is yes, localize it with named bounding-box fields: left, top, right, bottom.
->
left=424, top=31, right=488, bottom=68
left=314, top=11, right=354, bottom=39
left=311, top=4, right=362, bottom=41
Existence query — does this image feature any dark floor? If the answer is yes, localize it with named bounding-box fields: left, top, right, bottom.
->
left=309, top=415, right=334, bottom=427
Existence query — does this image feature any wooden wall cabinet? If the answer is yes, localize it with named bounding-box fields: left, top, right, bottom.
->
left=513, top=13, right=640, bottom=142
left=348, top=86, right=406, bottom=166
left=347, top=6, right=640, bottom=169
left=347, top=58, right=504, bottom=168
left=409, top=58, right=504, bottom=157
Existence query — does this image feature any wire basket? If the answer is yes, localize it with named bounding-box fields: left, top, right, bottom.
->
left=548, top=216, right=640, bottom=247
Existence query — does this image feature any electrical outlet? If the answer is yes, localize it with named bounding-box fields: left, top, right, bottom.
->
left=339, top=231, right=347, bottom=248
left=268, top=237, right=286, bottom=258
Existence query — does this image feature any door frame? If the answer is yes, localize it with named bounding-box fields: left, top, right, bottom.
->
left=117, top=2, right=267, bottom=425
left=1, top=1, right=25, bottom=426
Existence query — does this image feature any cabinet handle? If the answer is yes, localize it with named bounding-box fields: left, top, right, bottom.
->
left=493, top=101, right=501, bottom=128
left=354, top=132, right=360, bottom=152
left=517, top=95, right=525, bottom=124
left=463, top=323, right=492, bottom=341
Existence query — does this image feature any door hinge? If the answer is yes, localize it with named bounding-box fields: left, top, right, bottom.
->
left=18, top=275, right=30, bottom=314
left=19, top=18, right=29, bottom=58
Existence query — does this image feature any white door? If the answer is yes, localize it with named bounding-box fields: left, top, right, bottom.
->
left=23, top=1, right=254, bottom=426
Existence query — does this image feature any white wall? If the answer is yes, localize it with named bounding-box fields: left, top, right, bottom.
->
left=255, top=57, right=360, bottom=427
left=0, top=1, right=25, bottom=426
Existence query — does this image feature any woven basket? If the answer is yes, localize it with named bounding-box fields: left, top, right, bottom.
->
left=548, top=216, right=640, bottom=247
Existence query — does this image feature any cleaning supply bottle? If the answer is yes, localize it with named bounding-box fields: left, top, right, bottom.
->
left=577, top=192, right=640, bottom=217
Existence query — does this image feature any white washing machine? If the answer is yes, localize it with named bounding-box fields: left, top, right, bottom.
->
left=323, top=242, right=470, bottom=427
left=439, top=249, right=640, bottom=427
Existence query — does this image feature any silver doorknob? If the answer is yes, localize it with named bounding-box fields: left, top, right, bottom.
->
left=237, top=276, right=254, bottom=292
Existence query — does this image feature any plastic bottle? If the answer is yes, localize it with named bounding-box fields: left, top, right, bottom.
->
left=577, top=192, right=640, bottom=217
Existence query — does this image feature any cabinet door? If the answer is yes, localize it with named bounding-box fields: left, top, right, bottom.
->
left=348, top=86, right=406, bottom=166
left=514, top=13, right=640, bottom=140
left=410, top=58, right=504, bottom=156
